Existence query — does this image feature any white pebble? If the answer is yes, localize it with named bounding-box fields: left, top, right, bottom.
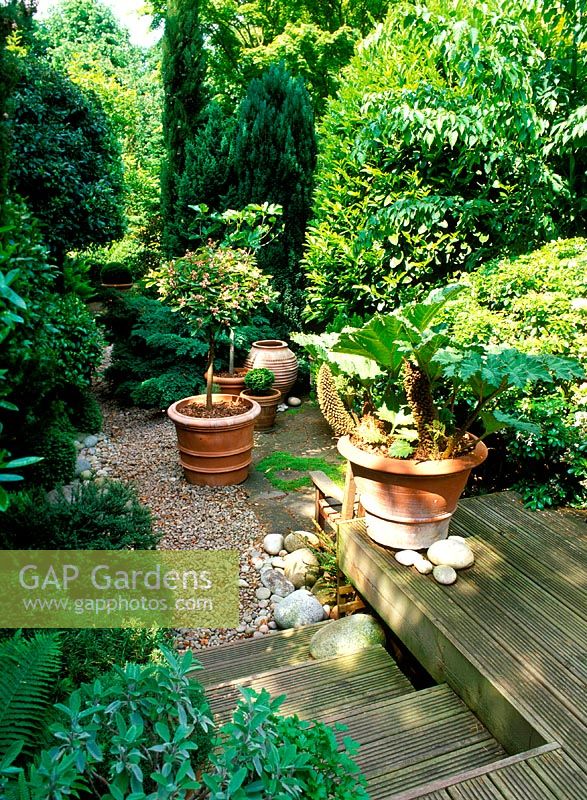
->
left=433, top=565, right=457, bottom=585
left=415, top=559, right=433, bottom=575
left=287, top=397, right=301, bottom=407
left=263, top=533, right=284, bottom=555
left=428, top=539, right=474, bottom=570
left=395, top=550, right=422, bottom=566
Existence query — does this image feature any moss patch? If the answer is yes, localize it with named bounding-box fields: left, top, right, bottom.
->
left=256, top=451, right=345, bottom=492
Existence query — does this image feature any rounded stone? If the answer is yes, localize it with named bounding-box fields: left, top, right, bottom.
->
left=283, top=548, right=321, bottom=589
left=255, top=586, right=271, bottom=600
left=273, top=589, right=326, bottom=629
left=284, top=530, right=320, bottom=553
left=395, top=550, right=422, bottom=567
left=271, top=556, right=287, bottom=569
left=433, top=565, right=458, bottom=585
left=448, top=535, right=467, bottom=544
left=238, top=579, right=249, bottom=588
left=427, top=539, right=474, bottom=570
left=309, top=614, right=386, bottom=659
left=287, top=396, right=302, bottom=407
left=263, top=533, right=284, bottom=555
left=415, top=559, right=434, bottom=575
left=260, top=569, right=295, bottom=597
left=74, top=456, right=92, bottom=476
left=80, top=470, right=93, bottom=480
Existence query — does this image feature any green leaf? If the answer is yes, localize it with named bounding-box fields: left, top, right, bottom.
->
left=388, top=439, right=415, bottom=458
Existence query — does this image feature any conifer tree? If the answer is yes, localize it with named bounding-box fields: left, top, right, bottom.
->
left=231, top=62, right=316, bottom=328
left=161, top=0, right=206, bottom=257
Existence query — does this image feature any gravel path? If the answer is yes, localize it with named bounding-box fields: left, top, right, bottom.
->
left=90, top=396, right=277, bottom=651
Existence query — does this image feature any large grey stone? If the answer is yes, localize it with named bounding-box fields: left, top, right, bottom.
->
left=74, top=456, right=92, bottom=477
left=273, top=589, right=326, bottom=629
left=283, top=548, right=320, bottom=589
left=284, top=530, right=320, bottom=553
left=263, top=533, right=284, bottom=555
left=84, top=435, right=99, bottom=448
left=260, top=569, right=295, bottom=597
left=427, top=539, right=474, bottom=570
left=287, top=397, right=302, bottom=407
left=309, top=614, right=385, bottom=659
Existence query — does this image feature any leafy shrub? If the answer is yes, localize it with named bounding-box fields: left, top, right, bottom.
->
left=56, top=627, right=169, bottom=693
left=27, top=427, right=76, bottom=489
left=3, top=648, right=213, bottom=800
left=449, top=238, right=587, bottom=361
left=304, top=3, right=559, bottom=323
left=0, top=480, right=158, bottom=550
left=202, top=687, right=368, bottom=799
left=100, top=262, right=133, bottom=284
left=8, top=56, right=125, bottom=263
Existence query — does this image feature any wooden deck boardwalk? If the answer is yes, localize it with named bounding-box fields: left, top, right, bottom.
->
left=338, top=491, right=587, bottom=798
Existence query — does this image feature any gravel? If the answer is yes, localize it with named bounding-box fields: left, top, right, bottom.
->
left=91, top=395, right=276, bottom=652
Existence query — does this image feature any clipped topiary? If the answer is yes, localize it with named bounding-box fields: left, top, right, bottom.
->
left=27, top=427, right=77, bottom=489
left=243, top=368, right=275, bottom=396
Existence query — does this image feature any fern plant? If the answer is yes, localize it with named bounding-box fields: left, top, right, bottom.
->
left=0, top=632, right=62, bottom=760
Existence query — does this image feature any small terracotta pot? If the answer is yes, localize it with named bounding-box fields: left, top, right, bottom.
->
left=167, top=394, right=260, bottom=486
left=101, top=282, right=133, bottom=291
left=244, top=340, right=298, bottom=401
left=240, top=388, right=281, bottom=430
left=337, top=435, right=488, bottom=550
left=210, top=368, right=248, bottom=396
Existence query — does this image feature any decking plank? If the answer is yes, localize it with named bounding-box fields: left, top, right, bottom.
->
left=338, top=517, right=587, bottom=763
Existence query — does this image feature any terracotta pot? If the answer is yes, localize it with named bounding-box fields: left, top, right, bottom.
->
left=337, top=436, right=488, bottom=550
left=167, top=394, right=260, bottom=486
left=210, top=368, right=248, bottom=396
left=101, top=282, right=133, bottom=291
left=244, top=340, right=298, bottom=401
left=240, top=388, right=281, bottom=430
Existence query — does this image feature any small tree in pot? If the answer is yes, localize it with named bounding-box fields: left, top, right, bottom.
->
left=148, top=242, right=277, bottom=410
left=147, top=243, right=278, bottom=485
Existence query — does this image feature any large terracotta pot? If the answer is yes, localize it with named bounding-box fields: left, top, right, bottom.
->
left=211, top=368, right=248, bottom=396
left=337, top=436, right=488, bottom=550
left=240, top=388, right=281, bottom=431
left=244, top=340, right=298, bottom=401
left=167, top=394, right=260, bottom=486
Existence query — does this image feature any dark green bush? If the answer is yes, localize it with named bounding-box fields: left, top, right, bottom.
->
left=27, top=427, right=76, bottom=489
left=67, top=388, right=103, bottom=433
left=100, top=262, right=133, bottom=284
left=0, top=480, right=158, bottom=550
left=243, top=368, right=275, bottom=395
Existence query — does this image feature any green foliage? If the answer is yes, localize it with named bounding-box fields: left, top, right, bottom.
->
left=231, top=62, right=316, bottom=328
left=0, top=631, right=62, bottom=760
left=100, top=262, right=133, bottom=284
left=103, top=292, right=208, bottom=407
left=8, top=56, right=125, bottom=263
left=26, top=427, right=76, bottom=489
left=257, top=451, right=345, bottom=492
left=197, top=0, right=391, bottom=113
left=56, top=627, right=169, bottom=693
left=161, top=0, right=206, bottom=257
left=448, top=238, right=587, bottom=361
left=68, top=388, right=102, bottom=433
left=4, top=648, right=213, bottom=800
left=244, top=368, right=275, bottom=394
left=0, top=479, right=158, bottom=550
left=202, top=687, right=368, bottom=799
left=304, top=1, right=563, bottom=323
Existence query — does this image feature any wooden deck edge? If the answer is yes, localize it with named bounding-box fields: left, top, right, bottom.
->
left=389, top=742, right=561, bottom=800
left=337, top=523, right=552, bottom=755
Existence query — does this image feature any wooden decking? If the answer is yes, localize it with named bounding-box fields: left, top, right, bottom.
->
left=337, top=491, right=587, bottom=798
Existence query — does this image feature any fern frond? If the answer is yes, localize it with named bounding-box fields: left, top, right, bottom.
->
left=0, top=632, right=62, bottom=759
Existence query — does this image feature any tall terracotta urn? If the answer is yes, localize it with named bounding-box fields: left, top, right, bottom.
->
left=337, top=436, right=488, bottom=550
left=167, top=394, right=260, bottom=486
left=244, top=340, right=298, bottom=401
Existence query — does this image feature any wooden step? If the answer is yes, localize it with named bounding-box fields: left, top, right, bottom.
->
left=195, top=627, right=506, bottom=799
left=192, top=621, right=330, bottom=687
